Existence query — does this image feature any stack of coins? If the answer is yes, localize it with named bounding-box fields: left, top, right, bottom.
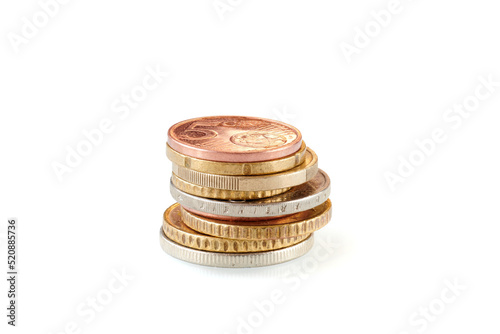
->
left=159, top=116, right=332, bottom=268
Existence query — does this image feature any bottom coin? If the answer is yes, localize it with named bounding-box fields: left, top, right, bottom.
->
left=159, top=229, right=314, bottom=268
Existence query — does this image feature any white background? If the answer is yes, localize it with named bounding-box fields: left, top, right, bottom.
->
left=1, top=1, right=500, bottom=333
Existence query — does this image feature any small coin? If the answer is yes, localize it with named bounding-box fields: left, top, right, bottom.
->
left=171, top=169, right=331, bottom=219
left=181, top=199, right=332, bottom=240
left=166, top=142, right=307, bottom=176
left=163, top=203, right=309, bottom=253
left=159, top=228, right=314, bottom=268
left=172, top=147, right=318, bottom=192
left=167, top=116, right=302, bottom=162
left=171, top=174, right=291, bottom=200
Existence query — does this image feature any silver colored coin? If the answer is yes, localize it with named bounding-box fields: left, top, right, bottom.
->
left=170, top=169, right=331, bottom=218
left=159, top=229, right=314, bottom=268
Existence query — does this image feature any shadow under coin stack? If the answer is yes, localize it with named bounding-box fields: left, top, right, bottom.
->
left=160, top=116, right=332, bottom=267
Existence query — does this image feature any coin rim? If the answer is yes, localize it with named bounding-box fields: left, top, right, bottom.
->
left=171, top=174, right=291, bottom=200
left=170, top=169, right=331, bottom=218
left=171, top=147, right=318, bottom=191
left=166, top=142, right=307, bottom=176
left=167, top=116, right=303, bottom=163
left=163, top=204, right=308, bottom=253
left=181, top=199, right=332, bottom=240
left=159, top=228, right=314, bottom=268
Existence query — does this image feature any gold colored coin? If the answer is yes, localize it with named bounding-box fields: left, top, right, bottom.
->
left=166, top=142, right=306, bottom=176
left=180, top=199, right=332, bottom=240
left=171, top=174, right=291, bottom=200
left=172, top=148, right=318, bottom=192
left=163, top=203, right=309, bottom=253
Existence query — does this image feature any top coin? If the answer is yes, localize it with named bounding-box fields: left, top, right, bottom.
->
left=167, top=116, right=302, bottom=162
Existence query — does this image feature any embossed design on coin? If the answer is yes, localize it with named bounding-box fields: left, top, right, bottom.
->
left=168, top=116, right=302, bottom=162
left=230, top=131, right=287, bottom=148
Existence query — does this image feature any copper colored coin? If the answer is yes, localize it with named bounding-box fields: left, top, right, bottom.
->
left=167, top=116, right=302, bottom=162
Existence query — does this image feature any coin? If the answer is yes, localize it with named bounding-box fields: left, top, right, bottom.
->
left=167, top=116, right=302, bottom=162
left=166, top=142, right=307, bottom=176
left=171, top=174, right=291, bottom=200
left=181, top=199, right=332, bottom=240
left=172, top=147, right=318, bottom=192
left=163, top=203, right=309, bottom=252
left=171, top=169, right=331, bottom=220
left=159, top=228, right=314, bottom=268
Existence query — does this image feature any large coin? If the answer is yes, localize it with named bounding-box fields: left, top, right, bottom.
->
left=181, top=200, right=332, bottom=240
left=159, top=229, right=314, bottom=268
left=171, top=169, right=331, bottom=219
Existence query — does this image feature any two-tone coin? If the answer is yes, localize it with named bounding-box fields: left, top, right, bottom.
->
left=159, top=229, right=315, bottom=268
left=170, top=169, right=331, bottom=219
left=180, top=199, right=332, bottom=240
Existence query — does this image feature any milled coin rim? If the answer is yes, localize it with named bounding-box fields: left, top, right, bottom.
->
left=171, top=148, right=318, bottom=191
left=166, top=142, right=307, bottom=176
left=170, top=169, right=331, bottom=218
left=163, top=204, right=309, bottom=253
left=181, top=199, right=332, bottom=240
left=159, top=228, right=314, bottom=268
left=171, top=174, right=291, bottom=200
